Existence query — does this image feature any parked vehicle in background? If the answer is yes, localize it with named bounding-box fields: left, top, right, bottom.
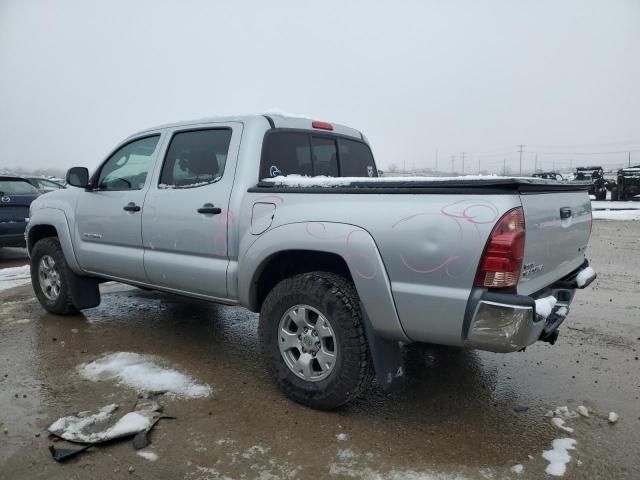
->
left=26, top=114, right=596, bottom=409
left=24, top=177, right=66, bottom=193
left=0, top=175, right=40, bottom=247
left=575, top=166, right=607, bottom=200
left=610, top=166, right=640, bottom=201
left=532, top=172, right=565, bottom=181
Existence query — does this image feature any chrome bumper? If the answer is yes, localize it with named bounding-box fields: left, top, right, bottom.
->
left=464, top=263, right=596, bottom=353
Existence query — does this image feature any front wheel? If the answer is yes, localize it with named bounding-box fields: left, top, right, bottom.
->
left=30, top=237, right=78, bottom=315
left=259, top=272, right=373, bottom=410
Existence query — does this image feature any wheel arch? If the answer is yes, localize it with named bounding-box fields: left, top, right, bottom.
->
left=26, top=209, right=82, bottom=273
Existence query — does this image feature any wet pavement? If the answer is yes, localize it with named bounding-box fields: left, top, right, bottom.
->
left=0, top=221, right=639, bottom=480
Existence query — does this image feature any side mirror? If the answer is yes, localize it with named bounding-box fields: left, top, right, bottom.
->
left=66, top=167, right=89, bottom=188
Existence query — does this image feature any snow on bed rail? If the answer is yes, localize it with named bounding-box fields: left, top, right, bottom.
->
left=261, top=174, right=517, bottom=188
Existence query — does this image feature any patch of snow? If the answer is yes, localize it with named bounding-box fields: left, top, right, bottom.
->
left=78, top=352, right=212, bottom=398
left=336, top=433, right=349, bottom=441
left=106, top=411, right=154, bottom=438
left=556, top=307, right=568, bottom=317
left=137, top=450, right=158, bottom=461
left=551, top=417, right=574, bottom=433
left=0, top=265, right=31, bottom=292
left=577, top=406, right=589, bottom=418
left=576, top=267, right=595, bottom=287
left=510, top=464, right=524, bottom=475
left=337, top=448, right=358, bottom=460
left=608, top=412, right=619, bottom=423
left=264, top=108, right=312, bottom=119
left=241, top=445, right=269, bottom=459
left=542, top=438, right=576, bottom=476
left=535, top=296, right=558, bottom=320
left=553, top=406, right=579, bottom=419
left=262, top=174, right=508, bottom=187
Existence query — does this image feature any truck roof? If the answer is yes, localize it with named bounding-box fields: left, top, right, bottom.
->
left=128, top=113, right=364, bottom=141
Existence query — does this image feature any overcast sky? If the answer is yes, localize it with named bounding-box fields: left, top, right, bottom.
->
left=1, top=0, right=639, bottom=174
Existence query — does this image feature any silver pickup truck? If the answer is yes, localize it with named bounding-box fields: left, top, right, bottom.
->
left=26, top=114, right=596, bottom=409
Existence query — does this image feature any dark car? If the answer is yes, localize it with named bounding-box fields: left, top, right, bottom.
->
left=611, top=166, right=640, bottom=201
left=24, top=176, right=66, bottom=193
left=575, top=166, right=607, bottom=200
left=532, top=171, right=565, bottom=181
left=0, top=176, right=40, bottom=247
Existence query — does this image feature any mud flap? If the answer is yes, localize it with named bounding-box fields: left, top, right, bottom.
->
left=359, top=302, right=406, bottom=392
left=68, top=270, right=101, bottom=310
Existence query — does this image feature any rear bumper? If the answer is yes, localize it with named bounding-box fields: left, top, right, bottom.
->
left=464, top=262, right=596, bottom=353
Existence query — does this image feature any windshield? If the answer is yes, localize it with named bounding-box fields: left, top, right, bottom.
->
left=0, top=179, right=39, bottom=194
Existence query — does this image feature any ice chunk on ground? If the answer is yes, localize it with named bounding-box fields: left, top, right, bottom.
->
left=551, top=417, right=574, bottom=433
left=510, top=464, right=524, bottom=475
left=336, top=433, right=349, bottom=441
left=78, top=352, right=212, bottom=398
left=542, top=438, right=576, bottom=476
left=553, top=406, right=579, bottom=418
left=608, top=412, right=619, bottom=423
left=0, top=265, right=31, bottom=292
left=137, top=450, right=158, bottom=461
left=535, top=296, right=557, bottom=320
left=577, top=406, right=589, bottom=417
left=576, top=267, right=595, bottom=287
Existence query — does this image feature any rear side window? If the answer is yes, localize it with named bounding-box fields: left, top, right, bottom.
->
left=260, top=131, right=377, bottom=179
left=160, top=129, right=232, bottom=188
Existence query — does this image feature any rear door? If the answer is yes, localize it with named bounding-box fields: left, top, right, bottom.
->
left=518, top=191, right=592, bottom=295
left=74, top=134, right=163, bottom=282
left=142, top=123, right=241, bottom=299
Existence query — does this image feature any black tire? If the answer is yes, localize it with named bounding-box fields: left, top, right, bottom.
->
left=259, top=272, right=373, bottom=410
left=30, top=237, right=78, bottom=315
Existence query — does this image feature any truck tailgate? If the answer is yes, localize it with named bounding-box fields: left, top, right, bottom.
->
left=518, top=191, right=592, bottom=295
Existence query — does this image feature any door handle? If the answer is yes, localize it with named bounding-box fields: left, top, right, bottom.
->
left=197, top=203, right=222, bottom=215
left=123, top=202, right=141, bottom=212
left=560, top=207, right=572, bottom=219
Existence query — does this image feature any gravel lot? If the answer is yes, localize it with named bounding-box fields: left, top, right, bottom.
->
left=1, top=220, right=639, bottom=479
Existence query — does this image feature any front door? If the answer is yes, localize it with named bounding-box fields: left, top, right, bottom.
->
left=142, top=124, right=241, bottom=299
left=74, top=134, right=162, bottom=282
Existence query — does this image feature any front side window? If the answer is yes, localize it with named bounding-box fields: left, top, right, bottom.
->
left=97, top=135, right=160, bottom=191
left=159, top=129, right=232, bottom=188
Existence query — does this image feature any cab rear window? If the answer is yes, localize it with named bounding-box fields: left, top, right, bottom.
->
left=260, top=131, right=377, bottom=179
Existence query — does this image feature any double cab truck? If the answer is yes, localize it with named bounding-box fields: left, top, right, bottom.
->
left=611, top=166, right=640, bottom=201
left=26, top=114, right=596, bottom=409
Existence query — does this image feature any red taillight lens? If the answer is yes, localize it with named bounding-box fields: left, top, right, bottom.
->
left=474, top=207, right=525, bottom=288
left=312, top=121, right=333, bottom=130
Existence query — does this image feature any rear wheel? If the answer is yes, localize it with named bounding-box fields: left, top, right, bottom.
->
left=30, top=237, right=78, bottom=315
left=259, top=272, right=373, bottom=410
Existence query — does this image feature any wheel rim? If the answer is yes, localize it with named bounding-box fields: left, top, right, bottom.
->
left=38, top=255, right=61, bottom=301
left=278, top=304, right=338, bottom=382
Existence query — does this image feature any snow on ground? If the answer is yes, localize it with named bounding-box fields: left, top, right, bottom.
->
left=542, top=438, right=576, bottom=476
left=510, top=464, right=524, bottom=475
left=591, top=200, right=640, bottom=220
left=0, top=265, right=31, bottom=292
left=78, top=352, right=212, bottom=398
left=336, top=433, right=349, bottom=441
left=137, top=450, right=159, bottom=461
left=608, top=412, right=619, bottom=423
left=551, top=417, right=574, bottom=433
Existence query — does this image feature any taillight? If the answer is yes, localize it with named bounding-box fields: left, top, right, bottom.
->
left=474, top=207, right=525, bottom=288
left=312, top=121, right=333, bottom=131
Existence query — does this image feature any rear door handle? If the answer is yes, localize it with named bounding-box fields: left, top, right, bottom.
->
left=197, top=203, right=222, bottom=215
left=123, top=202, right=141, bottom=212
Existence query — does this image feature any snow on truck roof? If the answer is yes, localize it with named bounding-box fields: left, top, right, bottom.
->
left=127, top=111, right=363, bottom=140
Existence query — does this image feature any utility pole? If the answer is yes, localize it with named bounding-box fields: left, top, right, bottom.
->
left=435, top=149, right=438, bottom=175
left=630, top=151, right=632, bottom=168
left=478, top=158, right=481, bottom=174
left=535, top=154, right=538, bottom=172
left=461, top=152, right=466, bottom=174
left=517, top=145, right=525, bottom=176
left=450, top=155, right=455, bottom=174
left=503, top=158, right=506, bottom=175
